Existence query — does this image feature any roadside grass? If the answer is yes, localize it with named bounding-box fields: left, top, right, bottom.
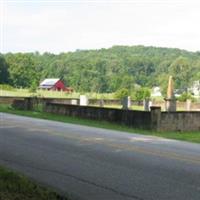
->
left=0, top=166, right=68, bottom=200
left=0, top=104, right=200, bottom=143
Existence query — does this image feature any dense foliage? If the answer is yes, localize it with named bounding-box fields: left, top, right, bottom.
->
left=1, top=45, right=200, bottom=93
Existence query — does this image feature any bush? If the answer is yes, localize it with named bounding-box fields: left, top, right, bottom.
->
left=114, top=88, right=129, bottom=99
left=177, top=92, right=195, bottom=102
left=133, top=87, right=151, bottom=101
left=29, top=80, right=38, bottom=93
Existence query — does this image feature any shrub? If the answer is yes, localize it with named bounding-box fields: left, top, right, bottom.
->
left=29, top=80, right=38, bottom=93
left=114, top=88, right=129, bottom=99
left=134, top=87, right=151, bottom=101
left=177, top=92, right=195, bottom=102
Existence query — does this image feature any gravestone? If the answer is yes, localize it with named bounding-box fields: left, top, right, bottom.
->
left=149, top=101, right=152, bottom=110
left=143, top=99, right=150, bottom=111
left=122, top=96, right=131, bottom=110
left=80, top=95, right=88, bottom=106
left=99, top=99, right=104, bottom=107
left=71, top=99, right=78, bottom=105
left=186, top=99, right=191, bottom=111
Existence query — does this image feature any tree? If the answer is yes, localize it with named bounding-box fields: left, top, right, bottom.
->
left=5, top=53, right=38, bottom=88
left=29, top=80, right=38, bottom=93
left=169, top=57, right=192, bottom=91
left=177, top=92, right=194, bottom=102
left=0, top=45, right=199, bottom=92
left=0, top=55, right=9, bottom=84
left=134, top=87, right=151, bottom=101
left=114, top=88, right=129, bottom=99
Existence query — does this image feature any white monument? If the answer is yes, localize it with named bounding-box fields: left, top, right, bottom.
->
left=122, top=96, right=131, bottom=110
left=80, top=95, right=88, bottom=106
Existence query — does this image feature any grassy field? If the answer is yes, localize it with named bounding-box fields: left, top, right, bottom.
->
left=0, top=88, right=115, bottom=99
left=0, top=104, right=200, bottom=143
left=0, top=166, right=68, bottom=200
left=94, top=104, right=144, bottom=110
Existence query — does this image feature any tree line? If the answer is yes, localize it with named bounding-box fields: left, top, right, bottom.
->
left=0, top=45, right=200, bottom=94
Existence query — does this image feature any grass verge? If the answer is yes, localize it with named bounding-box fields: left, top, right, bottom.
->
left=0, top=166, right=67, bottom=200
left=0, top=104, right=200, bottom=143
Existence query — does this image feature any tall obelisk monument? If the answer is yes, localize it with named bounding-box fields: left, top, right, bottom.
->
left=165, top=76, right=176, bottom=112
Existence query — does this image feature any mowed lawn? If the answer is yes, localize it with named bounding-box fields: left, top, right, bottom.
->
left=0, top=104, right=200, bottom=144
left=0, top=89, right=115, bottom=99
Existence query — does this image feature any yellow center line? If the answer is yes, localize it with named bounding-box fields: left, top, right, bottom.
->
left=59, top=133, right=200, bottom=165
left=105, top=142, right=200, bottom=165
left=4, top=119, right=200, bottom=165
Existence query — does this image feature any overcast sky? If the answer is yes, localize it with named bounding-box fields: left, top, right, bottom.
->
left=1, top=0, right=200, bottom=53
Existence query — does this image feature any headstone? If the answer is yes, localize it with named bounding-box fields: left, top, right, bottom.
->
left=143, top=99, right=150, bottom=111
left=186, top=99, right=191, bottom=111
left=80, top=95, right=88, bottom=106
left=99, top=99, right=104, bottom=107
left=71, top=99, right=78, bottom=105
left=122, top=96, right=131, bottom=110
left=149, top=101, right=152, bottom=110
left=164, top=76, right=176, bottom=112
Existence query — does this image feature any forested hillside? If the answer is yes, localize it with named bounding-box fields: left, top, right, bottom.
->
left=0, top=45, right=200, bottom=93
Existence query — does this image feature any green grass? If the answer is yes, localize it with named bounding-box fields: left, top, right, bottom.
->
left=0, top=88, right=79, bottom=98
left=0, top=89, right=115, bottom=99
left=102, top=104, right=144, bottom=110
left=0, top=104, right=200, bottom=143
left=0, top=166, right=68, bottom=200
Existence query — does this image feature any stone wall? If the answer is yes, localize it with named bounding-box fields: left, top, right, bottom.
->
left=1, top=96, right=200, bottom=131
left=160, top=112, right=200, bottom=131
left=0, top=96, right=24, bottom=104
left=44, top=103, right=151, bottom=129
left=44, top=103, right=200, bottom=132
left=153, top=101, right=200, bottom=111
left=12, top=98, right=34, bottom=110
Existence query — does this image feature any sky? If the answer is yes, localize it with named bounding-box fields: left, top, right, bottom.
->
left=1, top=0, right=200, bottom=53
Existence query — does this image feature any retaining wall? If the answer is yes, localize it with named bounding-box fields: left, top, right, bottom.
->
left=160, top=112, right=200, bottom=131
left=1, top=96, right=200, bottom=131
left=44, top=103, right=152, bottom=129
left=0, top=96, right=25, bottom=104
left=44, top=103, right=200, bottom=131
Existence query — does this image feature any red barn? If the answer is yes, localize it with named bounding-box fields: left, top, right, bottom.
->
left=39, top=78, right=73, bottom=92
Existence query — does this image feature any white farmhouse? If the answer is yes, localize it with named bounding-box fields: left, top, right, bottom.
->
left=189, top=81, right=200, bottom=96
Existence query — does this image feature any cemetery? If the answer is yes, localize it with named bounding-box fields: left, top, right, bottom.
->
left=0, top=76, right=200, bottom=132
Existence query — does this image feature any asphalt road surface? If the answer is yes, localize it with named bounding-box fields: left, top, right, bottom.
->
left=0, top=113, right=200, bottom=200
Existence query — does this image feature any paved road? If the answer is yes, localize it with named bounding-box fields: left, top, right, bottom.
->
left=0, top=113, right=200, bottom=200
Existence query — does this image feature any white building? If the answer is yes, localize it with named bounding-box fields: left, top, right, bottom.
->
left=189, top=81, right=200, bottom=96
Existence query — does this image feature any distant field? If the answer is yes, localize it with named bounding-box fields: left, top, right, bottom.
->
left=0, top=89, right=115, bottom=99
left=0, top=88, right=79, bottom=98
left=1, top=88, right=199, bottom=111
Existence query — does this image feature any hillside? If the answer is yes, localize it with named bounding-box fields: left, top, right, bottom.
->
left=1, top=45, right=200, bottom=92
